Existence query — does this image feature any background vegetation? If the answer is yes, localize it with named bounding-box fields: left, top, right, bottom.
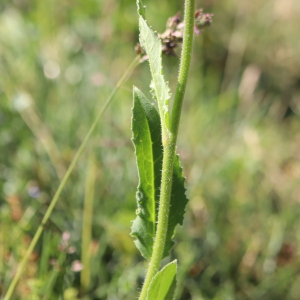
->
left=1, top=0, right=300, bottom=299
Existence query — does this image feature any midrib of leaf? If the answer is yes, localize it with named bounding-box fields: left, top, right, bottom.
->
left=149, top=113, right=156, bottom=235
left=141, top=113, right=156, bottom=234
left=131, top=88, right=163, bottom=260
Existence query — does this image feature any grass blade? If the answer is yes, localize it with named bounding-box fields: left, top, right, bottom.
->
left=3, top=56, right=140, bottom=300
left=81, top=155, right=97, bottom=291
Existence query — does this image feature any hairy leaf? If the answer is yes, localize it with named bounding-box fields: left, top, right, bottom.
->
left=136, top=0, right=146, bottom=18
left=131, top=87, right=188, bottom=260
left=137, top=0, right=170, bottom=126
left=146, top=260, right=177, bottom=300
left=163, top=154, right=188, bottom=258
left=131, top=87, right=163, bottom=260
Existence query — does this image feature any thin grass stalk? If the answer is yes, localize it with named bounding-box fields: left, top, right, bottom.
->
left=81, top=155, right=97, bottom=291
left=4, top=56, right=140, bottom=300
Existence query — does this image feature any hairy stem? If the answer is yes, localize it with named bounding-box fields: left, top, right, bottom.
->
left=4, top=56, right=140, bottom=300
left=171, top=0, right=195, bottom=138
left=138, top=0, right=195, bottom=299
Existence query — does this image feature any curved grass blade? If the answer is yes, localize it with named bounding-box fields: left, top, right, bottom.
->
left=3, top=57, right=140, bottom=300
left=146, top=260, right=177, bottom=300
left=131, top=87, right=188, bottom=260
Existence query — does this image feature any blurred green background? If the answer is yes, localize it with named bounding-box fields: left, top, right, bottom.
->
left=1, top=0, right=300, bottom=299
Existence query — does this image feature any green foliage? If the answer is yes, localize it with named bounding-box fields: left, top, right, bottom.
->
left=137, top=0, right=146, bottom=18
left=131, top=88, right=188, bottom=260
left=137, top=0, right=171, bottom=128
left=165, top=154, right=188, bottom=257
left=131, top=87, right=163, bottom=260
left=146, top=260, right=177, bottom=300
left=133, top=2, right=194, bottom=297
left=2, top=0, right=300, bottom=299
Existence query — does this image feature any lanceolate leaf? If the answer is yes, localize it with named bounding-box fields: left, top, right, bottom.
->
left=131, top=87, right=189, bottom=260
left=131, top=87, right=163, bottom=260
left=146, top=260, right=177, bottom=300
left=137, top=0, right=170, bottom=126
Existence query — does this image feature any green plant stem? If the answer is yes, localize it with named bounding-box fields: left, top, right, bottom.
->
left=171, top=0, right=195, bottom=138
left=138, top=1, right=195, bottom=299
left=81, top=155, right=97, bottom=291
left=4, top=56, right=140, bottom=300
